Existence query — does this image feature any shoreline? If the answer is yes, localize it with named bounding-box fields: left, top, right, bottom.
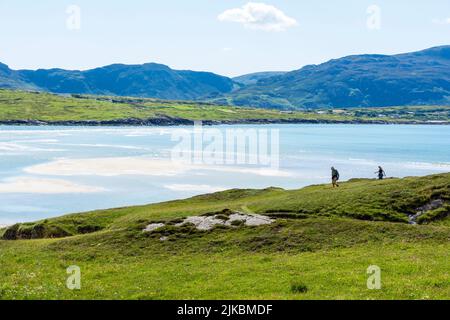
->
left=2, top=172, right=450, bottom=227
left=0, top=118, right=449, bottom=126
left=1, top=172, right=449, bottom=230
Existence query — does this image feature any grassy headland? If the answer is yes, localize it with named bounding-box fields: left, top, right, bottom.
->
left=0, top=173, right=449, bottom=299
left=0, top=89, right=449, bottom=125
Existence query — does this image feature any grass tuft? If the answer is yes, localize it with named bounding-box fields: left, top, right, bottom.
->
left=291, top=283, right=308, bottom=294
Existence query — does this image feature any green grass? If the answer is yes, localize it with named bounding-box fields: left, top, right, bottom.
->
left=0, top=221, right=448, bottom=300
left=5, top=173, right=450, bottom=240
left=0, top=173, right=449, bottom=300
left=1, top=89, right=449, bottom=123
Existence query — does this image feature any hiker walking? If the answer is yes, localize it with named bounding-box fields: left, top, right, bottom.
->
left=331, top=167, right=340, bottom=188
left=376, top=166, right=386, bottom=180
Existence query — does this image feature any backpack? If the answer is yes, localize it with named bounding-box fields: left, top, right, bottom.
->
left=332, top=169, right=339, bottom=179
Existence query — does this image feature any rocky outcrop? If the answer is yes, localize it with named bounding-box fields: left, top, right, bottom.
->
left=143, top=209, right=274, bottom=234
left=409, top=199, right=445, bottom=225
left=1, top=223, right=72, bottom=240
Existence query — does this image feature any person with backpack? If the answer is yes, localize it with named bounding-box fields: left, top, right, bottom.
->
left=376, top=166, right=386, bottom=180
left=331, top=167, right=340, bottom=188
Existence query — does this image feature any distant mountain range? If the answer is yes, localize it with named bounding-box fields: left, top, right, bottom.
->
left=0, top=63, right=235, bottom=101
left=224, top=46, right=450, bottom=109
left=2, top=46, right=450, bottom=109
left=232, top=72, right=287, bottom=86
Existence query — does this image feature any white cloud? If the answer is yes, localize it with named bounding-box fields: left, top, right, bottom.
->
left=0, top=177, right=105, bottom=194
left=218, top=2, right=298, bottom=32
left=432, top=18, right=450, bottom=25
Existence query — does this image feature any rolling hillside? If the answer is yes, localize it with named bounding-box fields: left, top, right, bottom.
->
left=1, top=173, right=449, bottom=299
left=1, top=89, right=449, bottom=124
left=3, top=46, right=450, bottom=109
left=0, top=63, right=236, bottom=100
left=226, top=46, right=450, bottom=109
left=233, top=71, right=287, bottom=86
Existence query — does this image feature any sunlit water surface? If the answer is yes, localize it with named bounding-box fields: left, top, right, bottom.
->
left=0, top=124, right=449, bottom=224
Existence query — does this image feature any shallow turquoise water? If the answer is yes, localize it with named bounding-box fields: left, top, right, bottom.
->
left=0, top=124, right=449, bottom=224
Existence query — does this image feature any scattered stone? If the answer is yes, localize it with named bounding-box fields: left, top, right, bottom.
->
left=226, top=213, right=273, bottom=227
left=160, top=236, right=168, bottom=241
left=143, top=210, right=274, bottom=233
left=143, top=223, right=165, bottom=232
left=175, top=216, right=226, bottom=231
left=409, top=198, right=445, bottom=225
left=417, top=199, right=444, bottom=212
left=175, top=212, right=274, bottom=231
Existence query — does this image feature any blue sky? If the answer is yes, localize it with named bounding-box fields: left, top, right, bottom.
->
left=1, top=0, right=450, bottom=77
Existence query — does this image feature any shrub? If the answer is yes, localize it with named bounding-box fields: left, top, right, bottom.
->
left=1, top=223, right=72, bottom=240
left=291, top=283, right=308, bottom=294
left=44, top=225, right=72, bottom=238
left=31, top=224, right=46, bottom=239
left=77, top=225, right=102, bottom=234
left=2, top=224, right=20, bottom=240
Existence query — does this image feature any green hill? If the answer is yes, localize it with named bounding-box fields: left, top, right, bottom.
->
left=233, top=71, right=287, bottom=86
left=1, top=173, right=449, bottom=299
left=1, top=89, right=450, bottom=124
left=226, top=46, right=450, bottom=109
left=0, top=62, right=236, bottom=100
left=3, top=46, right=450, bottom=109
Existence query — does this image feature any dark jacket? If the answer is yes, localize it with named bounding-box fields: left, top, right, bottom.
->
left=332, top=169, right=340, bottom=180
